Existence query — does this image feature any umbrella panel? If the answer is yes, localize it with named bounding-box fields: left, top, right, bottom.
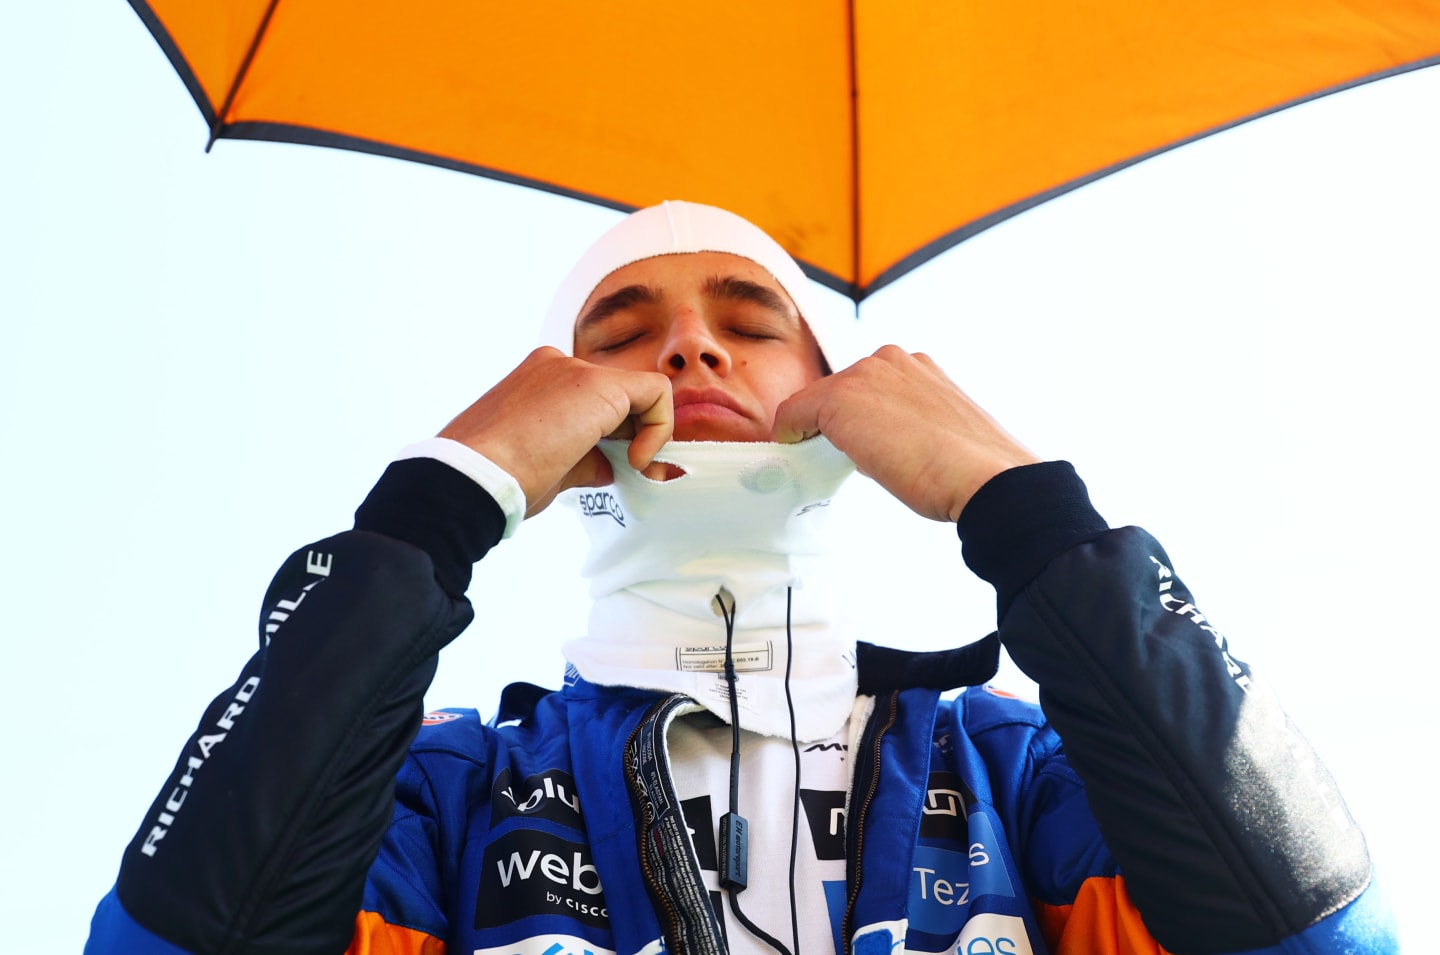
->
left=135, top=0, right=1440, bottom=297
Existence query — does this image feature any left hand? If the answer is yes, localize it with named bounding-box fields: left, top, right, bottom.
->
left=771, top=346, right=1040, bottom=522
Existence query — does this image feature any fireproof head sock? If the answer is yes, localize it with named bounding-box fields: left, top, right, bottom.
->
left=540, top=200, right=861, bottom=371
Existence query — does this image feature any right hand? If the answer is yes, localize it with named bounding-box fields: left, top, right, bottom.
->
left=439, top=348, right=675, bottom=517
left=772, top=346, right=1039, bottom=522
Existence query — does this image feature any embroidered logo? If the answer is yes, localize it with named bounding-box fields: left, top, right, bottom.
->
left=578, top=491, right=625, bottom=526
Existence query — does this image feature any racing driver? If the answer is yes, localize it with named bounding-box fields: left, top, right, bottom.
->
left=86, top=201, right=1396, bottom=955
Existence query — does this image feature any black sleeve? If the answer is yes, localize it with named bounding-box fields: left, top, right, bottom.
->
left=111, top=457, right=504, bottom=955
left=957, top=461, right=1372, bottom=954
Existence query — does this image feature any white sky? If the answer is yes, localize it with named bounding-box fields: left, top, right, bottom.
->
left=3, top=6, right=1437, bottom=952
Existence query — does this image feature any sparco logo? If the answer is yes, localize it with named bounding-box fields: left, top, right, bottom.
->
left=476, top=829, right=609, bottom=930
left=492, top=768, right=583, bottom=828
left=578, top=491, right=624, bottom=526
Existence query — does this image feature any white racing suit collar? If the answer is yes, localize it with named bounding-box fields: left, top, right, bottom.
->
left=562, top=437, right=858, bottom=741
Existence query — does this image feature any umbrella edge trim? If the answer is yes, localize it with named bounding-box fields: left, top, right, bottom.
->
left=215, top=120, right=862, bottom=301
left=218, top=120, right=640, bottom=215
left=197, top=55, right=1440, bottom=305
left=128, top=0, right=216, bottom=128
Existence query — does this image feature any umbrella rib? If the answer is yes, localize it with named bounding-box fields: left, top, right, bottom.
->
left=206, top=0, right=284, bottom=152
left=847, top=0, right=861, bottom=300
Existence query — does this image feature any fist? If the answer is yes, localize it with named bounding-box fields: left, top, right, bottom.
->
left=439, top=348, right=675, bottom=517
left=773, top=346, right=1039, bottom=521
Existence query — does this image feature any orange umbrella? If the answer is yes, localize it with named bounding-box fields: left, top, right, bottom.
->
left=129, top=0, right=1440, bottom=299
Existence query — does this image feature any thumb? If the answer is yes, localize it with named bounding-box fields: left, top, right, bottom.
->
left=771, top=390, right=821, bottom=444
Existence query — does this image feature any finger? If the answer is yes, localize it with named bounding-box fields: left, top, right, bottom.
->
left=771, top=384, right=824, bottom=444
left=624, top=375, right=674, bottom=471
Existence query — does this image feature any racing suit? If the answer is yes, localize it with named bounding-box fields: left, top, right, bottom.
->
left=84, top=459, right=1395, bottom=955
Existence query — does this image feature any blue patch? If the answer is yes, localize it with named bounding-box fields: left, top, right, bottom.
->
left=823, top=879, right=847, bottom=955
left=907, top=813, right=1015, bottom=936
left=852, top=927, right=897, bottom=955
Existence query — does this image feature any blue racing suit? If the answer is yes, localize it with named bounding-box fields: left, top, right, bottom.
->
left=84, top=460, right=1396, bottom=954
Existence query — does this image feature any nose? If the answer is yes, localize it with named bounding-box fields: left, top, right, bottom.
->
left=659, top=310, right=730, bottom=377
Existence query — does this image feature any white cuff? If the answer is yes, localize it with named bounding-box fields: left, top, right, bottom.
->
left=395, top=437, right=526, bottom=540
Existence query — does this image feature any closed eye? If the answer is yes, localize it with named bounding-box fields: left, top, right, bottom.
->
left=594, top=330, right=647, bottom=352
left=730, top=326, right=781, bottom=341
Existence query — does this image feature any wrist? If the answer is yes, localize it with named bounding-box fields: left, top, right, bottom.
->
left=399, top=438, right=526, bottom=539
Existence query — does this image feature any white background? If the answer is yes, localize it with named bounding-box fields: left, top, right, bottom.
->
left=3, top=6, right=1437, bottom=951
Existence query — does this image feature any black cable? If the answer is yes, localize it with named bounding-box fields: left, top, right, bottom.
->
left=784, top=586, right=801, bottom=955
left=719, top=594, right=742, bottom=816
left=717, top=594, right=749, bottom=896
left=727, top=889, right=795, bottom=955
left=716, top=590, right=795, bottom=955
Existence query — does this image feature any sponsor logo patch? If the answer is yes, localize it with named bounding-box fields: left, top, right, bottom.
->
left=139, top=675, right=261, bottom=858
left=492, top=768, right=584, bottom=829
left=472, top=933, right=616, bottom=955
left=578, top=491, right=625, bottom=526
left=422, top=711, right=462, bottom=726
left=919, top=772, right=977, bottom=840
left=804, top=742, right=847, bottom=754
left=475, top=829, right=609, bottom=930
left=908, top=813, right=1014, bottom=937
left=680, top=795, right=718, bottom=872
left=798, top=789, right=848, bottom=860
left=952, top=913, right=1033, bottom=955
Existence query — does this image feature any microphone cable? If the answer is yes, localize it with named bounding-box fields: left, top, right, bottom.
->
left=715, top=590, right=802, bottom=955
left=783, top=587, right=802, bottom=955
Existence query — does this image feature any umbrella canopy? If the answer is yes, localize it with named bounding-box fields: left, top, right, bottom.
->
left=130, top=0, right=1440, bottom=299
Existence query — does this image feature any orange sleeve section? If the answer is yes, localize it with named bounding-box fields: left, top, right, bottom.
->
left=1032, top=875, right=1173, bottom=955
left=345, top=910, right=446, bottom=955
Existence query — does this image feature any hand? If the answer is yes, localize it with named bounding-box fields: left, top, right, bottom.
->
left=439, top=348, right=674, bottom=517
left=772, top=346, right=1039, bottom=522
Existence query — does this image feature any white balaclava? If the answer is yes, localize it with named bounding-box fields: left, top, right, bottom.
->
left=553, top=201, right=862, bottom=741
left=539, top=200, right=860, bottom=368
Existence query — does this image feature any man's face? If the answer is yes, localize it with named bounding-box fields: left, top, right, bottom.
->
left=573, top=251, right=826, bottom=442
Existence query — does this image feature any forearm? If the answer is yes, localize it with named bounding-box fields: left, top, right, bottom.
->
left=91, top=458, right=505, bottom=955
left=959, top=463, right=1375, bottom=953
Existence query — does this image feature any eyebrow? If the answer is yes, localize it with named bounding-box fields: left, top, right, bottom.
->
left=702, top=275, right=796, bottom=320
left=576, top=283, right=662, bottom=334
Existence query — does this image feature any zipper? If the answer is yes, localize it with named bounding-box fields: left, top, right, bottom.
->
left=623, top=695, right=727, bottom=955
left=841, top=690, right=900, bottom=950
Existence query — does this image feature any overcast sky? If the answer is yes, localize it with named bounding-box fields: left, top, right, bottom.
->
left=3, top=6, right=1437, bottom=951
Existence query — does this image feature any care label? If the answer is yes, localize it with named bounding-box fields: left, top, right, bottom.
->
left=675, top=642, right=773, bottom=673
